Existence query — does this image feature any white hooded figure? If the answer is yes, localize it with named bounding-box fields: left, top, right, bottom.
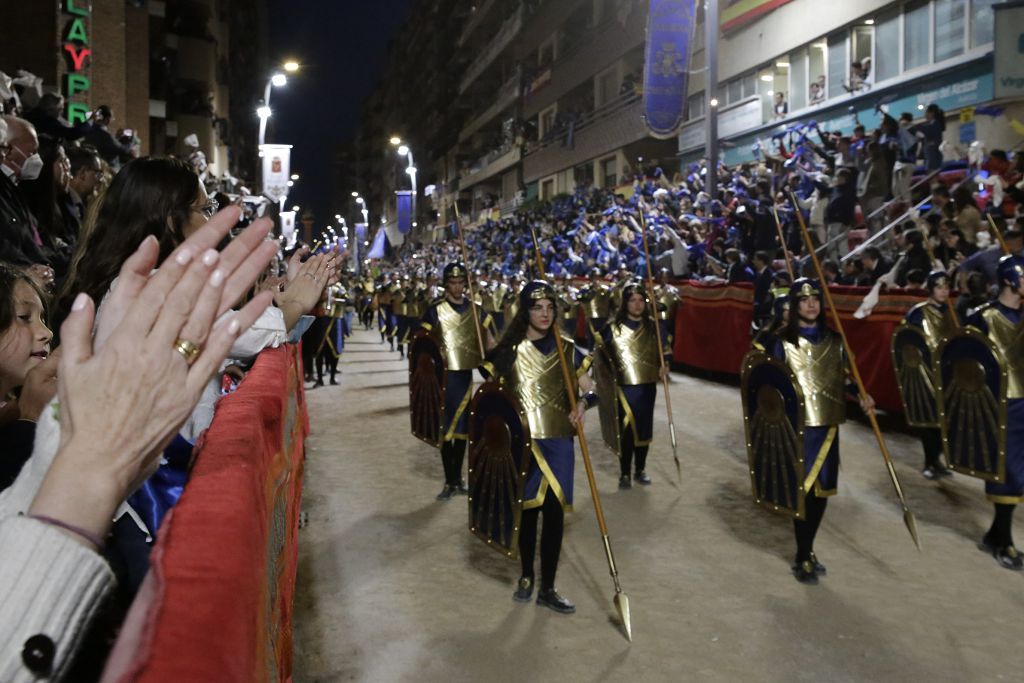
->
left=183, top=132, right=209, bottom=182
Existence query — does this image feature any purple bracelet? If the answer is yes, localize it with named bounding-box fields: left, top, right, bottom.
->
left=26, top=514, right=105, bottom=550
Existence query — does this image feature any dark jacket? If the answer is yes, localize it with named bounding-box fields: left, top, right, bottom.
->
left=0, top=172, right=48, bottom=266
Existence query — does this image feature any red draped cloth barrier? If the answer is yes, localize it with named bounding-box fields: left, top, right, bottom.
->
left=672, top=282, right=929, bottom=414
left=101, top=345, right=309, bottom=683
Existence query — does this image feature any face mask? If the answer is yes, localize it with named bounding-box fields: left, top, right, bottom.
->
left=18, top=153, right=43, bottom=181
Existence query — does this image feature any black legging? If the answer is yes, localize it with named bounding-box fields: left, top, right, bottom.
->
left=793, top=492, right=829, bottom=563
left=919, top=428, right=943, bottom=468
left=518, top=488, right=564, bottom=588
left=618, top=411, right=649, bottom=477
left=440, top=439, right=466, bottom=486
left=986, top=503, right=1016, bottom=547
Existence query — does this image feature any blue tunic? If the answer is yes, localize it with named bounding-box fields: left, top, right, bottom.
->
left=967, top=302, right=1024, bottom=503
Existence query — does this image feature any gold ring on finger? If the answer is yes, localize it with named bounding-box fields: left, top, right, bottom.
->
left=174, top=338, right=201, bottom=365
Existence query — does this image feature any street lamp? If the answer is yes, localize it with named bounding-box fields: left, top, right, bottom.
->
left=283, top=60, right=300, bottom=73
left=389, top=136, right=402, bottom=146
left=259, top=62, right=300, bottom=147
left=397, top=145, right=417, bottom=223
left=291, top=173, right=300, bottom=180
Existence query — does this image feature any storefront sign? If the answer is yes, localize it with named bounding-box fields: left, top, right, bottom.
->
left=993, top=1, right=1024, bottom=99
left=61, top=0, right=92, bottom=124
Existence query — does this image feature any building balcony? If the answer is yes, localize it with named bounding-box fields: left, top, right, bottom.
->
left=457, top=0, right=497, bottom=47
left=522, top=95, right=644, bottom=183
left=521, top=9, right=645, bottom=119
left=458, top=5, right=524, bottom=95
left=460, top=144, right=522, bottom=189
left=458, top=67, right=522, bottom=143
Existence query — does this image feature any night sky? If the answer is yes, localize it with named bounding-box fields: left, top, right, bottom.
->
left=267, top=0, right=414, bottom=226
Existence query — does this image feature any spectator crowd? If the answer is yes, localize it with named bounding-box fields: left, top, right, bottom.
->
left=0, top=85, right=342, bottom=679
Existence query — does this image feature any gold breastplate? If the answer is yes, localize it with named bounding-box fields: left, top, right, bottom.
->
left=508, top=336, right=577, bottom=439
left=782, top=333, right=846, bottom=426
left=583, top=287, right=611, bottom=319
left=611, top=321, right=661, bottom=385
left=435, top=300, right=484, bottom=370
left=504, top=298, right=520, bottom=322
left=656, top=286, right=679, bottom=321
left=910, top=302, right=955, bottom=353
left=981, top=307, right=1024, bottom=398
left=560, top=293, right=578, bottom=320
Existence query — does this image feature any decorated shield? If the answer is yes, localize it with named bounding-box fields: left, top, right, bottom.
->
left=408, top=329, right=447, bottom=447
left=891, top=321, right=939, bottom=428
left=740, top=351, right=806, bottom=520
left=593, top=346, right=622, bottom=456
left=467, top=382, right=532, bottom=558
left=936, top=329, right=1008, bottom=482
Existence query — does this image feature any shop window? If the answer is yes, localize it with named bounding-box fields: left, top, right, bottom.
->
left=827, top=32, right=847, bottom=99
left=904, top=0, right=930, bottom=71
left=934, top=0, right=966, bottom=61
left=808, top=40, right=826, bottom=105
left=971, top=0, right=997, bottom=47
left=601, top=156, right=617, bottom=187
left=541, top=177, right=555, bottom=200
left=874, top=9, right=900, bottom=82
left=788, top=49, right=807, bottom=111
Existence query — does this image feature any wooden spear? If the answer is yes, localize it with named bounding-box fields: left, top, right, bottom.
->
left=789, top=192, right=921, bottom=550
left=635, top=203, right=682, bottom=480
left=529, top=226, right=632, bottom=641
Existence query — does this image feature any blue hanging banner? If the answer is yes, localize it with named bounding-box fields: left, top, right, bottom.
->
left=367, top=228, right=389, bottom=259
left=642, top=0, right=698, bottom=139
left=396, top=190, right=413, bottom=234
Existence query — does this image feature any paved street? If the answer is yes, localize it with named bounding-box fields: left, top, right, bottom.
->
left=294, top=328, right=1023, bottom=682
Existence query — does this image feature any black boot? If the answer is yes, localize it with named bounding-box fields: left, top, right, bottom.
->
left=791, top=560, right=819, bottom=585
left=436, top=484, right=457, bottom=501
left=512, top=576, right=534, bottom=602
left=536, top=586, right=575, bottom=614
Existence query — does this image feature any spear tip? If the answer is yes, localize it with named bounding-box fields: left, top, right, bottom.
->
left=614, top=592, right=633, bottom=642
left=904, top=508, right=922, bottom=551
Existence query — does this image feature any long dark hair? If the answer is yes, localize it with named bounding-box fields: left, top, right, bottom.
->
left=19, top=135, right=67, bottom=245
left=488, top=293, right=557, bottom=376
left=612, top=287, right=652, bottom=327
left=55, top=157, right=199, bottom=329
left=781, top=294, right=826, bottom=345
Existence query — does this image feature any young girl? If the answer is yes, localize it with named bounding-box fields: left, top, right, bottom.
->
left=601, top=281, right=670, bottom=488
left=482, top=280, right=597, bottom=613
left=0, top=263, right=54, bottom=491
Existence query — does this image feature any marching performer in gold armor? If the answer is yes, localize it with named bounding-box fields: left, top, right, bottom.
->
left=578, top=267, right=612, bottom=349
left=420, top=262, right=494, bottom=500
left=769, top=278, right=875, bottom=584
left=601, top=281, right=670, bottom=488
left=481, top=280, right=597, bottom=613
left=902, top=271, right=957, bottom=478
left=965, top=255, right=1024, bottom=570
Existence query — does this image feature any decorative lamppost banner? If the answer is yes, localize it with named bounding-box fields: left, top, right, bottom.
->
left=396, top=190, right=413, bottom=234
left=260, top=144, right=292, bottom=202
left=642, top=0, right=698, bottom=139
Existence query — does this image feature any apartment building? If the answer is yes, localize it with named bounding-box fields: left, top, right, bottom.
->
left=437, top=0, right=679, bottom=223
left=680, top=0, right=1021, bottom=166
left=1, top=0, right=268, bottom=182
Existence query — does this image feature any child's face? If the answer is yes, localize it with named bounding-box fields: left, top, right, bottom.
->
left=0, top=280, right=52, bottom=390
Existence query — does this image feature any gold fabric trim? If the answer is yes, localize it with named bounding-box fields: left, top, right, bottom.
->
left=521, top=440, right=572, bottom=512
left=803, top=426, right=838, bottom=493
left=616, top=386, right=651, bottom=447
left=443, top=382, right=473, bottom=442
left=986, top=493, right=1024, bottom=504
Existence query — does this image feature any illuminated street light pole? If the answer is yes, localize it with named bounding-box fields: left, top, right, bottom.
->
left=397, top=144, right=417, bottom=227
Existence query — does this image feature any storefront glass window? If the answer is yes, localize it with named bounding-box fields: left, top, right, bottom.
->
left=874, top=10, right=900, bottom=82
left=934, top=0, right=966, bottom=62
left=904, top=0, right=931, bottom=71
left=971, top=0, right=997, bottom=47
